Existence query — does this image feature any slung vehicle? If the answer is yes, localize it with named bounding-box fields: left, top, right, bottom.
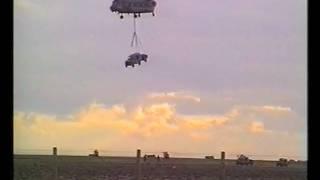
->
left=125, top=52, right=148, bottom=67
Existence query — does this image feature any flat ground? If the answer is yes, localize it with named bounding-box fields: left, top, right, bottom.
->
left=14, top=155, right=307, bottom=180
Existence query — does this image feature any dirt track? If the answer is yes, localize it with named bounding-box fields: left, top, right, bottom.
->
left=14, top=155, right=307, bottom=180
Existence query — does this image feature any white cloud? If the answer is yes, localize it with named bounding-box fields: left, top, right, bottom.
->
left=148, top=91, right=201, bottom=103
left=227, top=105, right=294, bottom=121
left=262, top=105, right=292, bottom=112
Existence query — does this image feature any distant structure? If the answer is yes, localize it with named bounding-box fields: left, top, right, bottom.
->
left=136, top=149, right=141, bottom=180
left=220, top=151, right=226, bottom=180
left=221, top=151, right=225, bottom=160
left=53, top=147, right=57, bottom=156
left=89, top=149, right=99, bottom=157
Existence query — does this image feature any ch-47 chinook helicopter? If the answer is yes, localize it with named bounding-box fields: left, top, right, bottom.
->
left=110, top=0, right=157, bottom=19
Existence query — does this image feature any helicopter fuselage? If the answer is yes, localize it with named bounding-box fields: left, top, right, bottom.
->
left=110, top=0, right=156, bottom=17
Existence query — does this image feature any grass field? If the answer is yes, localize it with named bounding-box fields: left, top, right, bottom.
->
left=14, top=155, right=307, bottom=180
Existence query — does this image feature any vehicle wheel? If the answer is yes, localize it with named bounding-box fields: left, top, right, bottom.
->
left=138, top=62, right=141, bottom=65
left=132, top=64, right=135, bottom=67
left=120, top=15, right=124, bottom=19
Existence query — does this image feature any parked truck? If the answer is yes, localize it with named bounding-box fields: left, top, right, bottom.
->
left=277, top=158, right=289, bottom=167
left=236, top=154, right=253, bottom=166
left=89, top=149, right=99, bottom=157
left=163, top=152, right=170, bottom=159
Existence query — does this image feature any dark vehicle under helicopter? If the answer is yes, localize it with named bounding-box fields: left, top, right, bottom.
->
left=125, top=52, right=148, bottom=67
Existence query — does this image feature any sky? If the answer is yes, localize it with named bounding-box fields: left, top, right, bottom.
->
left=14, top=0, right=307, bottom=160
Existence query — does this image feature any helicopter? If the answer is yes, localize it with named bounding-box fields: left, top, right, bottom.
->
left=110, top=0, right=157, bottom=19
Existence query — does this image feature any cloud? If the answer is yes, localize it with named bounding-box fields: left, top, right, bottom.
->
left=179, top=115, right=228, bottom=131
left=261, top=105, right=292, bottom=112
left=189, top=132, right=210, bottom=141
left=251, top=105, right=293, bottom=120
left=148, top=91, right=201, bottom=103
left=227, top=105, right=293, bottom=121
left=248, top=121, right=269, bottom=134
left=14, top=100, right=305, bottom=159
left=14, top=102, right=224, bottom=149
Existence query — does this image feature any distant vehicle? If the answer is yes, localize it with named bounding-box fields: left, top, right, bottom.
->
left=277, top=158, right=289, bottom=167
left=125, top=52, right=148, bottom=67
left=110, top=0, right=157, bottom=19
left=89, top=149, right=99, bottom=157
left=236, top=154, right=253, bottom=166
left=163, top=152, right=170, bottom=159
left=289, top=159, right=296, bottom=163
left=143, top=154, right=157, bottom=161
left=205, top=156, right=215, bottom=159
left=144, top=154, right=156, bottom=158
